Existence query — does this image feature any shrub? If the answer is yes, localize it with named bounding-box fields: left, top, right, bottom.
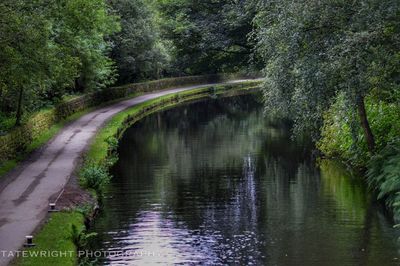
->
left=105, top=136, right=119, bottom=153
left=70, top=224, right=97, bottom=251
left=318, top=93, right=400, bottom=167
left=79, top=163, right=111, bottom=193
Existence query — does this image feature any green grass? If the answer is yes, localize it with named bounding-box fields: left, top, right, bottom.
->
left=0, top=160, right=17, bottom=177
left=15, top=211, right=84, bottom=266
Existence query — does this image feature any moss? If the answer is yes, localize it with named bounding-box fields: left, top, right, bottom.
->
left=15, top=211, right=84, bottom=266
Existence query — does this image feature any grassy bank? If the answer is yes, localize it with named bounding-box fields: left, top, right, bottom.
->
left=15, top=212, right=84, bottom=266
left=15, top=81, right=260, bottom=266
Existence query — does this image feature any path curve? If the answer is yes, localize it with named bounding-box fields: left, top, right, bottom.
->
left=0, top=80, right=254, bottom=265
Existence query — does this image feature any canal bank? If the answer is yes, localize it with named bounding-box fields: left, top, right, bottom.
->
left=14, top=80, right=261, bottom=266
left=88, top=93, right=400, bottom=265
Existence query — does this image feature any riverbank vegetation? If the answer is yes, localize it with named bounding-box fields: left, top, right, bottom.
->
left=17, top=212, right=84, bottom=266
left=253, top=0, right=399, bottom=220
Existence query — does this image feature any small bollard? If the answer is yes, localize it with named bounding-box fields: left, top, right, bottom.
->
left=24, top=235, right=35, bottom=247
left=48, top=203, right=59, bottom=212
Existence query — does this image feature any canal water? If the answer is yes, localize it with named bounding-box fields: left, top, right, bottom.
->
left=89, top=94, right=400, bottom=265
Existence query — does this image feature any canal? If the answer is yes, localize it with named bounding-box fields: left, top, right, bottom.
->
left=89, top=93, right=399, bottom=265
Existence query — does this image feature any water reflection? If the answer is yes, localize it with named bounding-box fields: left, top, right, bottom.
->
left=90, top=94, right=400, bottom=265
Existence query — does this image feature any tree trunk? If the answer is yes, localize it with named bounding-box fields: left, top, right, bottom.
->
left=15, top=87, right=24, bottom=127
left=356, top=96, right=375, bottom=153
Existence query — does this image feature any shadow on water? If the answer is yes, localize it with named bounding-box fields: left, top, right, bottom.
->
left=89, top=93, right=400, bottom=265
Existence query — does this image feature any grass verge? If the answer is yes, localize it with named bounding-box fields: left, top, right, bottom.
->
left=14, top=211, right=84, bottom=266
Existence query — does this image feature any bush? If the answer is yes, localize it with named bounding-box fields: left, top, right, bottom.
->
left=79, top=163, right=111, bottom=193
left=70, top=224, right=97, bottom=251
left=318, top=93, right=400, bottom=167
left=318, top=93, right=355, bottom=161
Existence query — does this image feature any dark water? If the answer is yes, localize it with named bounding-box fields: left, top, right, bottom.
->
left=90, top=94, right=400, bottom=265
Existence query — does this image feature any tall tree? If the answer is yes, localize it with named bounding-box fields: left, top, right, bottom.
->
left=157, top=0, right=259, bottom=75
left=109, top=0, right=170, bottom=84
left=253, top=0, right=400, bottom=152
left=0, top=0, right=56, bottom=125
left=0, top=0, right=119, bottom=127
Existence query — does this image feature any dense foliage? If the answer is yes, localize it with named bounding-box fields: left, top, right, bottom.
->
left=0, top=0, right=120, bottom=127
left=109, top=0, right=170, bottom=84
left=367, top=138, right=400, bottom=221
left=253, top=0, right=399, bottom=219
left=254, top=0, right=399, bottom=145
left=0, top=0, right=260, bottom=131
left=157, top=0, right=260, bottom=75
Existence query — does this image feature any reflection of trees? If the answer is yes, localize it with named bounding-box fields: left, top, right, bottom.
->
left=319, top=161, right=400, bottom=266
left=91, top=94, right=400, bottom=265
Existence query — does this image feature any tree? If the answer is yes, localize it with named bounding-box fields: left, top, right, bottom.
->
left=56, top=0, right=120, bottom=91
left=253, top=0, right=400, bottom=153
left=0, top=0, right=56, bottom=126
left=0, top=0, right=120, bottom=127
left=109, top=0, right=170, bottom=84
left=157, top=0, right=259, bottom=75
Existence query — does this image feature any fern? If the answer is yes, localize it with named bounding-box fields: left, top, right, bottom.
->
left=367, top=138, right=400, bottom=221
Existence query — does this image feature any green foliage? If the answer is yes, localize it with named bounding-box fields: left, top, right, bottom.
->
left=104, top=136, right=119, bottom=167
left=0, top=112, right=15, bottom=133
left=318, top=94, right=400, bottom=166
left=254, top=0, right=400, bottom=140
left=157, top=0, right=259, bottom=74
left=70, top=224, right=97, bottom=250
left=367, top=139, right=400, bottom=221
left=318, top=93, right=355, bottom=160
left=80, top=163, right=111, bottom=193
left=110, top=0, right=170, bottom=83
left=0, top=0, right=260, bottom=129
left=0, top=0, right=119, bottom=125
